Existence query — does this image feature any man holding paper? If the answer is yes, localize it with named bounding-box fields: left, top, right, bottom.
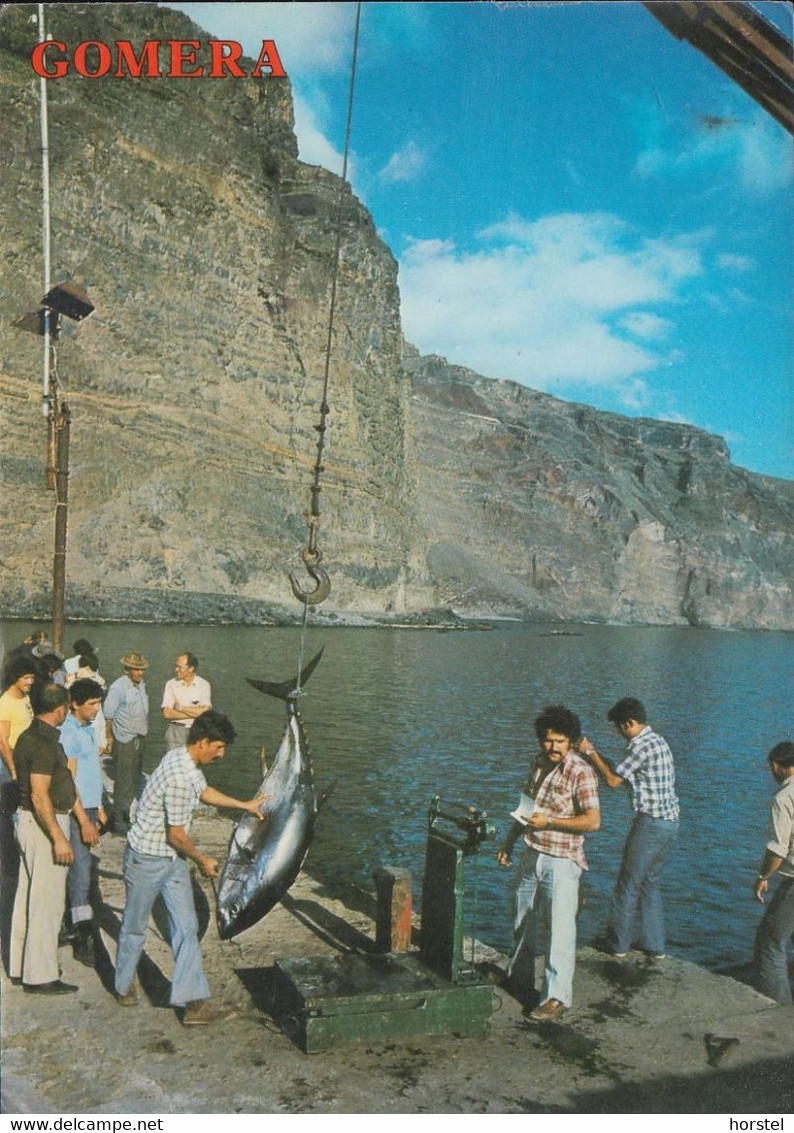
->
left=497, top=704, right=600, bottom=1022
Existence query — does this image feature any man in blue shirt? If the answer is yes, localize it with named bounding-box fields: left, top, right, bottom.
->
left=580, top=697, right=679, bottom=960
left=104, top=651, right=149, bottom=836
left=60, top=678, right=105, bottom=967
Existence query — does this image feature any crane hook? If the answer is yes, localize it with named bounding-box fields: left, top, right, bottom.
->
left=289, top=546, right=331, bottom=606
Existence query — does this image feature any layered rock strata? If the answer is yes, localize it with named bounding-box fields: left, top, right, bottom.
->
left=0, top=4, right=791, bottom=630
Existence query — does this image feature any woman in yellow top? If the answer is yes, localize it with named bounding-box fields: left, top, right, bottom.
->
left=0, top=657, right=37, bottom=781
left=0, top=656, right=37, bottom=889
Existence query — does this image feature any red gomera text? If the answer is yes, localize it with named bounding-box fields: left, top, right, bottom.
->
left=30, top=39, right=287, bottom=79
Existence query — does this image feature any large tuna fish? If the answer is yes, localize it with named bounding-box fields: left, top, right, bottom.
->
left=216, top=648, right=324, bottom=940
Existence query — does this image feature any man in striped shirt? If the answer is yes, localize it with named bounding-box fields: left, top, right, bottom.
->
left=580, top=696, right=679, bottom=961
left=497, top=704, right=600, bottom=1022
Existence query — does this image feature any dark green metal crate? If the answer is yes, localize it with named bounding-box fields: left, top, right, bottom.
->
left=274, top=951, right=493, bottom=1052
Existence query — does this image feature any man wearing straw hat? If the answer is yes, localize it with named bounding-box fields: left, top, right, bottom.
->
left=104, top=652, right=150, bottom=836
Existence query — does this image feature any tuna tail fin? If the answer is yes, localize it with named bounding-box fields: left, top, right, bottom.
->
left=246, top=647, right=325, bottom=701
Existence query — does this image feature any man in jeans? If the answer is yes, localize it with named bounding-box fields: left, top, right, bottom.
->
left=114, top=710, right=265, bottom=1025
left=753, top=741, right=794, bottom=1005
left=497, top=704, right=600, bottom=1022
left=104, top=651, right=149, bottom=835
left=580, top=696, right=679, bottom=960
left=60, top=678, right=106, bottom=967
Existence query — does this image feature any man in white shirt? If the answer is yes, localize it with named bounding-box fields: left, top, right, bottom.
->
left=161, top=653, right=211, bottom=752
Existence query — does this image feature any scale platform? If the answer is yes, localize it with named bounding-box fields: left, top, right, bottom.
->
left=274, top=951, right=494, bottom=1053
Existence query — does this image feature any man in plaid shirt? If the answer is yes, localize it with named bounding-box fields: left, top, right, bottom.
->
left=579, top=696, right=679, bottom=961
left=497, top=704, right=600, bottom=1022
left=114, top=710, right=265, bottom=1025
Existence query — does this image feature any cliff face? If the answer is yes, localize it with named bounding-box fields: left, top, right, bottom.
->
left=0, top=3, right=423, bottom=624
left=0, top=4, right=792, bottom=630
left=405, top=354, right=794, bottom=629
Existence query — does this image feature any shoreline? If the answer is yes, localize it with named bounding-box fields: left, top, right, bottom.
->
left=2, top=809, right=792, bottom=1115
left=3, top=615, right=792, bottom=636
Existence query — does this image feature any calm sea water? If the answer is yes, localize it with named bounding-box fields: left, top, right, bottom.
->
left=4, top=619, right=791, bottom=969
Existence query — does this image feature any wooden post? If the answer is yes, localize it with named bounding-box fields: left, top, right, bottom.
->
left=51, top=402, right=70, bottom=655
left=373, top=867, right=412, bottom=953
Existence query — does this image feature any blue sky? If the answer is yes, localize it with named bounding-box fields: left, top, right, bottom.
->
left=167, top=2, right=793, bottom=480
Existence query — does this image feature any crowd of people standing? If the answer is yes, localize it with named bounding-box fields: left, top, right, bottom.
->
left=0, top=628, right=792, bottom=1025
left=0, top=633, right=262, bottom=1025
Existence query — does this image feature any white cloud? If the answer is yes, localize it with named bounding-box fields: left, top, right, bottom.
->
left=378, top=141, right=427, bottom=185
left=398, top=212, right=702, bottom=406
left=737, top=116, right=794, bottom=193
left=659, top=409, right=697, bottom=426
left=292, top=92, right=344, bottom=174
left=620, top=379, right=651, bottom=411
left=619, top=312, right=672, bottom=341
left=166, top=3, right=356, bottom=75
left=717, top=253, right=755, bottom=273
left=634, top=112, right=792, bottom=196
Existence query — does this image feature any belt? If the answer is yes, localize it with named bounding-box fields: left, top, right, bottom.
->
left=19, top=805, right=72, bottom=816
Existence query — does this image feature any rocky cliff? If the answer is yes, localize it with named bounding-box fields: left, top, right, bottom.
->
left=1, top=3, right=792, bottom=630
left=405, top=352, right=794, bottom=628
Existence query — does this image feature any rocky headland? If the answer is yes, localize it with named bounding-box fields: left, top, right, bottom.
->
left=1, top=3, right=792, bottom=631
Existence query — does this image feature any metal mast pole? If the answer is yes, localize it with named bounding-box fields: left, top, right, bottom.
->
left=38, top=2, right=67, bottom=654
left=39, top=2, right=52, bottom=432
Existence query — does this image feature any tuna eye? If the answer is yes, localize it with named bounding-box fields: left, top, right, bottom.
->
left=230, top=902, right=240, bottom=917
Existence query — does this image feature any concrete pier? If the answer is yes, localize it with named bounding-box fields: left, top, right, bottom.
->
left=1, top=809, right=792, bottom=1114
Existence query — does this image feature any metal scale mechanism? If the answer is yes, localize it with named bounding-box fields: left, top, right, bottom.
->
left=274, top=797, right=496, bottom=1052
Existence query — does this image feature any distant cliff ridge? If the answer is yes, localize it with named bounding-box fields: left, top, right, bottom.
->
left=0, top=4, right=792, bottom=631
left=405, top=353, right=794, bottom=629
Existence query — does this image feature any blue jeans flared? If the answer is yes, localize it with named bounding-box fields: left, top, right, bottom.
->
left=114, top=845, right=210, bottom=1006
left=754, top=877, right=794, bottom=1006
left=611, top=813, right=678, bottom=955
left=507, top=846, right=582, bottom=1008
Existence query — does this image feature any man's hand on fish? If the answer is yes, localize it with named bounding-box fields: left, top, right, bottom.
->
left=243, top=792, right=270, bottom=818
left=496, top=849, right=513, bottom=868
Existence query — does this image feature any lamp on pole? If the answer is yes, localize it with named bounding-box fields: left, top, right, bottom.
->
left=11, top=6, right=95, bottom=653
left=14, top=284, right=94, bottom=654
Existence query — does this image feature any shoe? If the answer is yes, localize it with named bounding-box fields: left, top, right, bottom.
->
left=58, top=925, right=76, bottom=947
left=631, top=948, right=666, bottom=960
left=116, top=982, right=139, bottom=1007
left=612, top=951, right=628, bottom=960
left=182, top=1000, right=238, bottom=1026
left=72, top=925, right=96, bottom=968
left=529, top=998, right=566, bottom=1022
left=23, top=980, right=78, bottom=995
